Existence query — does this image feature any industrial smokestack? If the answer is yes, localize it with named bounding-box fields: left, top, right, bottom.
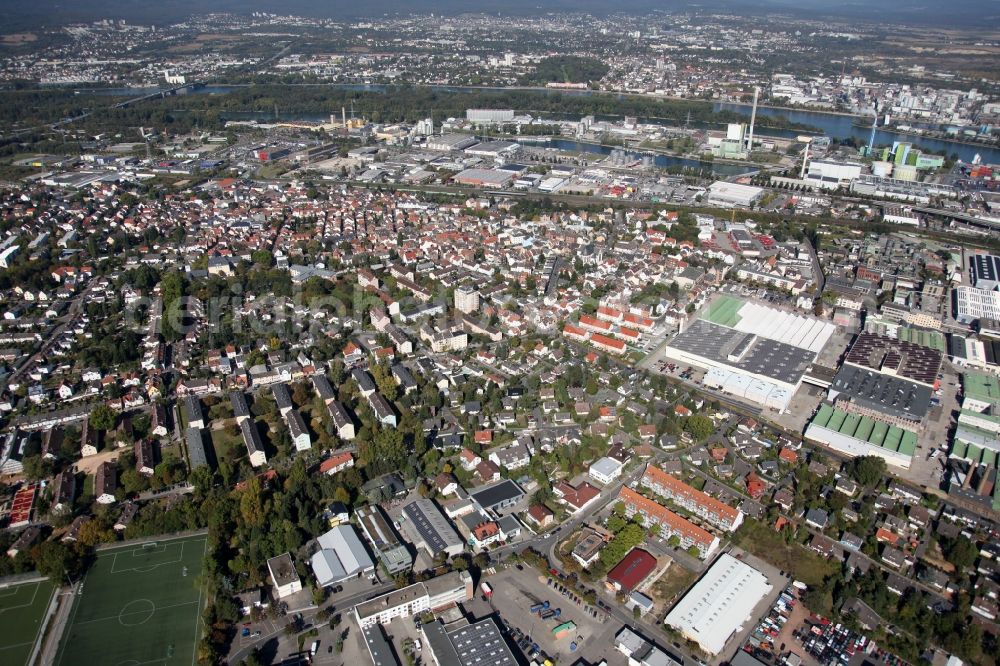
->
left=342, top=106, right=347, bottom=132
left=746, top=87, right=759, bottom=154
left=867, top=102, right=878, bottom=155
left=800, top=141, right=810, bottom=179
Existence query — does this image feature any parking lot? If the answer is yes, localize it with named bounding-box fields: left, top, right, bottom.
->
left=230, top=609, right=346, bottom=665
left=740, top=585, right=814, bottom=665
left=901, top=368, right=960, bottom=491
left=772, top=384, right=826, bottom=433
left=482, top=565, right=617, bottom=665
left=796, top=617, right=881, bottom=666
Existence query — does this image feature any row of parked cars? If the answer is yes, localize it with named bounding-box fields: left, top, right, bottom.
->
left=546, top=575, right=606, bottom=621
left=502, top=618, right=545, bottom=662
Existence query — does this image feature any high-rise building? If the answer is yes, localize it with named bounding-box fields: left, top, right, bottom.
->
left=455, top=286, right=480, bottom=314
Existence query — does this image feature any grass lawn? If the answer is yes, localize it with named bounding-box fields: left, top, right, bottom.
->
left=208, top=425, right=242, bottom=464
left=735, top=519, right=838, bottom=587
left=54, top=533, right=209, bottom=666
left=0, top=579, right=56, bottom=666
left=649, top=562, right=696, bottom=612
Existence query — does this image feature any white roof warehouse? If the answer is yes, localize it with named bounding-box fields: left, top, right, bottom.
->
left=663, top=553, right=773, bottom=655
left=310, top=524, right=375, bottom=587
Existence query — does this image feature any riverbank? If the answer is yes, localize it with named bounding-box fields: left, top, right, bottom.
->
left=14, top=81, right=998, bottom=162
left=879, top=126, right=997, bottom=150
left=538, top=136, right=776, bottom=171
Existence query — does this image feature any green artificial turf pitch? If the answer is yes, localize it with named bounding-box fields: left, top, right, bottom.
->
left=0, top=579, right=56, bottom=665
left=55, top=533, right=208, bottom=666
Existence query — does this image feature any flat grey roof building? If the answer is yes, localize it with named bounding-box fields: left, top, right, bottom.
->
left=357, top=504, right=402, bottom=551
left=469, top=479, right=524, bottom=512
left=666, top=319, right=814, bottom=386
left=363, top=623, right=401, bottom=666
left=829, top=364, right=932, bottom=422
left=401, top=498, right=464, bottom=557
left=971, top=254, right=1000, bottom=290
left=267, top=553, right=299, bottom=588
left=423, top=618, right=518, bottom=666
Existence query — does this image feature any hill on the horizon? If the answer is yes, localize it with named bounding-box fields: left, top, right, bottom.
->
left=1, top=0, right=998, bottom=31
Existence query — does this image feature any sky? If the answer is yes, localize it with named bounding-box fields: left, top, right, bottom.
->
left=0, top=0, right=997, bottom=30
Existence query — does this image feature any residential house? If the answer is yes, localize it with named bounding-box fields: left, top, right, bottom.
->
left=135, top=440, right=155, bottom=476
left=327, top=401, right=356, bottom=440
left=95, top=461, right=117, bottom=504
left=319, top=451, right=354, bottom=476
left=526, top=504, right=554, bottom=528
left=805, top=508, right=829, bottom=530
left=286, top=410, right=311, bottom=452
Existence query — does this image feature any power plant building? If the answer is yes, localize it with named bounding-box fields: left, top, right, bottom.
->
left=466, top=109, right=515, bottom=124
left=804, top=159, right=863, bottom=190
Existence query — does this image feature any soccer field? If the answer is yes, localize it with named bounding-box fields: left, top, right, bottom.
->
left=0, top=579, right=56, bottom=666
left=55, top=533, right=209, bottom=666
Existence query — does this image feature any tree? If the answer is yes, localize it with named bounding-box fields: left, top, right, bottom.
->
left=159, top=270, right=186, bottom=341
left=598, top=523, right=645, bottom=569
left=371, top=363, right=399, bottom=402
left=685, top=414, right=714, bottom=441
left=250, top=250, right=274, bottom=267
left=34, top=541, right=79, bottom=584
left=22, top=455, right=53, bottom=481
left=851, top=456, right=887, bottom=487
left=607, top=515, right=627, bottom=533
left=76, top=520, right=115, bottom=548
left=942, top=535, right=977, bottom=570
left=292, top=382, right=311, bottom=408
left=89, top=404, right=116, bottom=431
left=120, top=467, right=148, bottom=495
left=239, top=477, right=267, bottom=529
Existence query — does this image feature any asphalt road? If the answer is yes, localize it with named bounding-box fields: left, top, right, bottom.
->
left=226, top=583, right=394, bottom=665
left=6, top=281, right=97, bottom=386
